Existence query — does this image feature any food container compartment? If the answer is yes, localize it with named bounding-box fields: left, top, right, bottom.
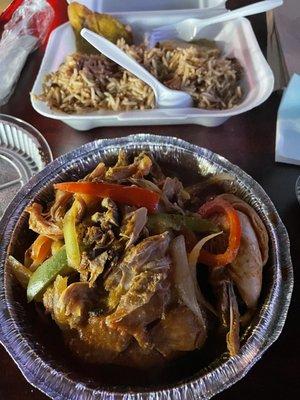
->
left=67, top=0, right=227, bottom=16
left=31, top=10, right=274, bottom=131
left=0, top=134, right=293, bottom=399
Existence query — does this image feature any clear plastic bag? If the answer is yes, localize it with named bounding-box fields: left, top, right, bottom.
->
left=0, top=0, right=54, bottom=106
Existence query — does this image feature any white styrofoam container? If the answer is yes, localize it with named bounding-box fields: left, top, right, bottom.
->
left=67, top=0, right=227, bottom=16
left=31, top=10, right=274, bottom=130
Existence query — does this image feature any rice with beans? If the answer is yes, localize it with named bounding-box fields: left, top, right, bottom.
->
left=38, top=39, right=243, bottom=113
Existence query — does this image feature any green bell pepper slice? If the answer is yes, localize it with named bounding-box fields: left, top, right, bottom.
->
left=8, top=255, right=32, bottom=289
left=63, top=199, right=82, bottom=269
left=147, top=213, right=219, bottom=234
left=27, top=246, right=72, bottom=302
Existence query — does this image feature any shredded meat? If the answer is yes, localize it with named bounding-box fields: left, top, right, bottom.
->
left=105, top=152, right=152, bottom=181
left=104, top=233, right=171, bottom=313
left=106, top=269, right=170, bottom=349
left=26, top=203, right=63, bottom=240
left=122, top=231, right=171, bottom=269
left=129, top=178, right=161, bottom=194
left=79, top=251, right=109, bottom=287
left=74, top=195, right=87, bottom=222
left=90, top=198, right=118, bottom=229
left=43, top=277, right=97, bottom=329
left=160, top=177, right=190, bottom=213
left=100, top=198, right=119, bottom=228
left=120, top=207, right=148, bottom=248
left=58, top=282, right=97, bottom=328
left=83, top=226, right=115, bottom=251
left=47, top=190, right=72, bottom=223
left=89, top=251, right=108, bottom=287
left=86, top=161, right=106, bottom=181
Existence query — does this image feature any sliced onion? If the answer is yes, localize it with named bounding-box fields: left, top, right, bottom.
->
left=170, top=235, right=206, bottom=328
left=188, top=231, right=223, bottom=316
left=188, top=232, right=223, bottom=271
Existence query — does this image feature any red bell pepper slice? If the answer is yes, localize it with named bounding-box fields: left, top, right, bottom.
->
left=54, top=181, right=160, bottom=213
left=198, top=197, right=241, bottom=267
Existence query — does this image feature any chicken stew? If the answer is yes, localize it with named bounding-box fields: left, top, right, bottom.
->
left=8, top=151, right=269, bottom=369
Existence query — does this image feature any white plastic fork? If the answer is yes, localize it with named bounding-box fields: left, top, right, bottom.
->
left=148, top=0, right=283, bottom=47
left=80, top=28, right=193, bottom=109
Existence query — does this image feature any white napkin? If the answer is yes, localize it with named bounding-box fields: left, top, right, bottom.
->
left=275, top=74, right=300, bottom=165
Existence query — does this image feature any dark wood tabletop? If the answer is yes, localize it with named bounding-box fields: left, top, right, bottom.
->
left=0, top=1, right=299, bottom=399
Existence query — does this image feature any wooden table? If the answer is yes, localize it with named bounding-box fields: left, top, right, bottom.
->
left=0, top=1, right=299, bottom=399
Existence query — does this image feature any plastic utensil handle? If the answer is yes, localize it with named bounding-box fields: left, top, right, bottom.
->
left=195, top=0, right=283, bottom=27
left=81, top=29, right=165, bottom=97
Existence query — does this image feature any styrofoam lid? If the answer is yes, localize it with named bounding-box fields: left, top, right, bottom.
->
left=67, top=0, right=227, bottom=13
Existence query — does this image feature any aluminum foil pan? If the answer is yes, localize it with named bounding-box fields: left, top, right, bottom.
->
left=0, top=134, right=293, bottom=399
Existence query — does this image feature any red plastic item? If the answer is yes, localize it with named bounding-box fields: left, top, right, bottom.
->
left=0, top=0, right=24, bottom=24
left=47, top=0, right=68, bottom=35
left=0, top=0, right=68, bottom=45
